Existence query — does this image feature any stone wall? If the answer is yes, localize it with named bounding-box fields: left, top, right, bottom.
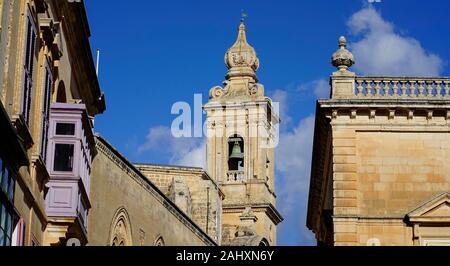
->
left=357, top=132, right=450, bottom=216
left=329, top=107, right=450, bottom=246
left=88, top=136, right=216, bottom=246
left=135, top=164, right=223, bottom=244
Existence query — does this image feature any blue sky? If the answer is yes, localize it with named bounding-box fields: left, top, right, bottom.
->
left=85, top=0, right=450, bottom=245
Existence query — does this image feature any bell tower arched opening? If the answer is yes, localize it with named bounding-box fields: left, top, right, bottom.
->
left=228, top=134, right=244, bottom=172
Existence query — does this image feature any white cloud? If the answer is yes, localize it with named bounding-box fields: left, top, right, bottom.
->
left=312, top=79, right=330, bottom=99
left=276, top=114, right=316, bottom=245
left=138, top=125, right=206, bottom=168
left=277, top=116, right=315, bottom=201
left=175, top=141, right=206, bottom=169
left=270, top=81, right=329, bottom=244
left=297, top=79, right=330, bottom=99
left=137, top=126, right=172, bottom=154
left=348, top=7, right=443, bottom=76
left=271, top=89, right=292, bottom=129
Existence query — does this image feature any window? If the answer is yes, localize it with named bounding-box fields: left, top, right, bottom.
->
left=53, top=144, right=74, bottom=172
left=0, top=157, right=22, bottom=247
left=1, top=166, right=9, bottom=197
left=0, top=199, right=13, bottom=246
left=154, top=236, right=165, bottom=246
left=0, top=159, right=3, bottom=192
left=22, top=13, right=37, bottom=126
left=0, top=160, right=14, bottom=202
left=56, top=123, right=75, bottom=136
left=78, top=196, right=88, bottom=229
left=40, top=65, right=53, bottom=163
left=109, top=208, right=132, bottom=246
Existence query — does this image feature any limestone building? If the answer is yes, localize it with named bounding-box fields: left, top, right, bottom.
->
left=0, top=0, right=105, bottom=246
left=307, top=36, right=450, bottom=246
left=0, top=0, right=281, bottom=246
left=88, top=136, right=217, bottom=246
left=0, top=0, right=214, bottom=247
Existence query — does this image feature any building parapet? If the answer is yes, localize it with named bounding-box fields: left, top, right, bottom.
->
left=354, top=77, right=450, bottom=99
left=329, top=36, right=450, bottom=101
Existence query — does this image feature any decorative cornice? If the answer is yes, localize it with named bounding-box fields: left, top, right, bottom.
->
left=320, top=99, right=450, bottom=122
left=333, top=215, right=406, bottom=220
left=406, top=192, right=450, bottom=223
left=52, top=0, right=106, bottom=115
left=319, top=98, right=450, bottom=107
left=222, top=203, right=283, bottom=225
left=134, top=163, right=203, bottom=172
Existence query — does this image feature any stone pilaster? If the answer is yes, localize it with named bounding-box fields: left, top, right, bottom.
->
left=332, top=127, right=358, bottom=245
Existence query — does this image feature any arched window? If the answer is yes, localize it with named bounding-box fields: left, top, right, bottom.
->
left=259, top=238, right=270, bottom=246
left=154, top=235, right=165, bottom=246
left=228, top=134, right=244, bottom=171
left=109, top=207, right=133, bottom=246
left=56, top=81, right=67, bottom=103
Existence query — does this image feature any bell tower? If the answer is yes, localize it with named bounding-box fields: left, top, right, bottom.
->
left=204, top=21, right=283, bottom=246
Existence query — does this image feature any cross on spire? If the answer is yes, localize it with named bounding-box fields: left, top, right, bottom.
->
left=240, top=9, right=248, bottom=22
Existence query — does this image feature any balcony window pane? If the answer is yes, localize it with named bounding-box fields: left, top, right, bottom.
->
left=0, top=200, right=14, bottom=247
left=1, top=167, right=7, bottom=195
left=0, top=165, right=5, bottom=194
left=56, top=123, right=75, bottom=136
left=53, top=144, right=74, bottom=172
left=7, top=173, right=14, bottom=202
left=0, top=158, right=3, bottom=187
left=0, top=229, right=4, bottom=246
left=4, top=212, right=10, bottom=239
left=0, top=204, right=5, bottom=232
left=0, top=202, right=6, bottom=229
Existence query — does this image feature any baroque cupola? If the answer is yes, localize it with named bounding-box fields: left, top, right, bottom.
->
left=209, top=20, right=265, bottom=102
left=224, top=21, right=260, bottom=81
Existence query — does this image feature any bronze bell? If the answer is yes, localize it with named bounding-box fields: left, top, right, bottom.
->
left=230, top=141, right=244, bottom=159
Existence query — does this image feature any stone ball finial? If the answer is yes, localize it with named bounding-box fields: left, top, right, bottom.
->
left=332, top=36, right=355, bottom=71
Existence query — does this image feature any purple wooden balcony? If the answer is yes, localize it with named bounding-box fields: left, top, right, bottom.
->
left=44, top=103, right=96, bottom=231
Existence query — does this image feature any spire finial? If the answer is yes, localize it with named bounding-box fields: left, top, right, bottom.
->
left=224, top=19, right=259, bottom=81
left=338, top=36, right=347, bottom=48
left=240, top=9, right=248, bottom=22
